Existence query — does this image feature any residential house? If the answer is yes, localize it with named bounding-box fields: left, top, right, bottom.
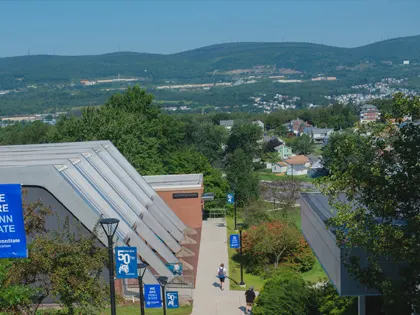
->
left=252, top=120, right=265, bottom=130
left=274, top=144, right=293, bottom=160
left=272, top=161, right=288, bottom=173
left=304, top=127, right=333, bottom=144
left=288, top=119, right=312, bottom=135
left=285, top=155, right=311, bottom=167
left=219, top=120, right=234, bottom=130
left=360, top=104, right=380, bottom=123
left=284, top=155, right=311, bottom=176
left=286, top=164, right=308, bottom=176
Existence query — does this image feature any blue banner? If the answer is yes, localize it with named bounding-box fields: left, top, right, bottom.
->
left=115, top=247, right=138, bottom=279
left=227, top=193, right=235, bottom=204
left=145, top=284, right=162, bottom=308
left=166, top=263, right=183, bottom=276
left=166, top=291, right=179, bottom=309
left=230, top=234, right=240, bottom=249
left=0, top=184, right=27, bottom=259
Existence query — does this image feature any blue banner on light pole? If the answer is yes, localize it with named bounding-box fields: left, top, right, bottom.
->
left=230, top=234, right=240, bottom=249
left=0, top=184, right=27, bottom=259
left=145, top=284, right=162, bottom=308
left=166, top=291, right=179, bottom=309
left=115, top=247, right=138, bottom=279
left=227, top=193, right=235, bottom=204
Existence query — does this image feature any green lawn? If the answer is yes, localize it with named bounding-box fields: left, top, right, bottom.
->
left=302, top=258, right=327, bottom=283
left=102, top=305, right=192, bottom=315
left=225, top=216, right=266, bottom=291
left=36, top=304, right=192, bottom=315
left=258, top=172, right=314, bottom=183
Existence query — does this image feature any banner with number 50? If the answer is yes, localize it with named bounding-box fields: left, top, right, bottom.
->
left=115, top=247, right=138, bottom=279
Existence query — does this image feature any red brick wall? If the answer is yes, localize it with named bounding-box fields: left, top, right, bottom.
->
left=155, top=188, right=203, bottom=229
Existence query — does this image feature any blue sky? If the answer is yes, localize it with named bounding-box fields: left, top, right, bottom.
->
left=1, top=0, right=420, bottom=57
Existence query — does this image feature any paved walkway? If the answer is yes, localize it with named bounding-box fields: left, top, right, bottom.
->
left=192, top=218, right=248, bottom=315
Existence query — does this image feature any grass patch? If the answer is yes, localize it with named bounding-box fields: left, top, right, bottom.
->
left=226, top=216, right=266, bottom=291
left=302, top=259, right=327, bottom=283
left=102, top=304, right=192, bottom=315
left=258, top=173, right=314, bottom=183
left=35, top=304, right=192, bottom=315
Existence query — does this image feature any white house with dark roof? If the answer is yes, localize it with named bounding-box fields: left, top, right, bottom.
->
left=304, top=127, right=334, bottom=144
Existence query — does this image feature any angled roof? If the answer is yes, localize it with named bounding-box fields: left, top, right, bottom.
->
left=0, top=164, right=167, bottom=284
left=0, top=141, right=187, bottom=237
left=275, top=161, right=288, bottom=167
left=285, top=155, right=310, bottom=165
left=0, top=155, right=181, bottom=257
left=0, top=141, right=195, bottom=283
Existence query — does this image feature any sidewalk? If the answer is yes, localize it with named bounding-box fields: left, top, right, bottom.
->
left=191, top=218, right=247, bottom=315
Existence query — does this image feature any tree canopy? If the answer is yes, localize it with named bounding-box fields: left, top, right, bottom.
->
left=320, top=94, right=420, bottom=313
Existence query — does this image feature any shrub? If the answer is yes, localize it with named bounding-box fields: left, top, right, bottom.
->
left=314, top=282, right=357, bottom=315
left=283, top=237, right=315, bottom=272
left=253, top=269, right=313, bottom=315
left=242, top=220, right=315, bottom=273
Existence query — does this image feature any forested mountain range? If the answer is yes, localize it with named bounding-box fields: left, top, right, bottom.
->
left=1, top=35, right=420, bottom=86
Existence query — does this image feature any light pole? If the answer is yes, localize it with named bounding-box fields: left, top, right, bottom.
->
left=237, top=223, right=245, bottom=286
left=100, top=218, right=120, bottom=315
left=234, top=189, right=237, bottom=230
left=137, top=262, right=149, bottom=315
left=157, top=276, right=168, bottom=315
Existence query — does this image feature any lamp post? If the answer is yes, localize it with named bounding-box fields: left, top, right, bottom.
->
left=234, top=189, right=237, bottom=230
left=100, top=218, right=120, bottom=315
left=237, top=223, right=245, bottom=286
left=137, top=262, right=149, bottom=315
left=157, top=276, right=168, bottom=315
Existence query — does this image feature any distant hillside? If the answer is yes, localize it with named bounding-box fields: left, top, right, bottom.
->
left=0, top=35, right=420, bottom=88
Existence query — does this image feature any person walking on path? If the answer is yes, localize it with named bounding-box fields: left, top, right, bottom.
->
left=217, top=263, right=227, bottom=290
left=245, top=286, right=256, bottom=314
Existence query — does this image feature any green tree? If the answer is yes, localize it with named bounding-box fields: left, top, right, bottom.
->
left=275, top=125, right=290, bottom=137
left=286, top=134, right=314, bottom=155
left=0, top=121, right=51, bottom=145
left=320, top=94, right=420, bottom=313
left=0, top=260, right=36, bottom=314
left=191, top=122, right=228, bottom=167
left=242, top=200, right=270, bottom=227
left=390, top=92, right=420, bottom=121
left=253, top=269, right=314, bottom=315
left=242, top=221, right=301, bottom=269
left=225, top=149, right=259, bottom=206
left=321, top=131, right=371, bottom=173
left=316, top=283, right=357, bottom=315
left=226, top=121, right=263, bottom=157
left=20, top=218, right=108, bottom=315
